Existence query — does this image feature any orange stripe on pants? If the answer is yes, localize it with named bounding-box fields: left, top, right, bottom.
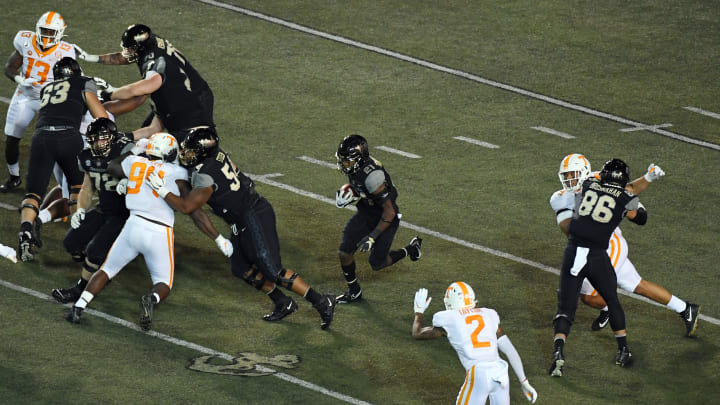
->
left=166, top=227, right=175, bottom=288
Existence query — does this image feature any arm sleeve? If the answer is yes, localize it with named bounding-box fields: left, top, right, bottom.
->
left=191, top=171, right=215, bottom=190
left=497, top=335, right=527, bottom=383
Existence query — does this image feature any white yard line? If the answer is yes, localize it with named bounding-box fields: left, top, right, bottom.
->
left=619, top=123, right=672, bottom=133
left=375, top=146, right=421, bottom=159
left=298, top=155, right=337, bottom=169
left=194, top=0, right=720, bottom=151
left=684, top=106, right=720, bottom=120
left=452, top=136, right=500, bottom=148
left=0, top=277, right=372, bottom=405
left=530, top=126, right=576, bottom=139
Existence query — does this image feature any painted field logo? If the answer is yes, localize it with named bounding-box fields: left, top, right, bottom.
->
left=187, top=352, right=300, bottom=377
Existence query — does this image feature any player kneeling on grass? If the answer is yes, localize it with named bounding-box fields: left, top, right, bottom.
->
left=412, top=282, right=537, bottom=405
left=65, top=132, right=226, bottom=331
left=144, top=127, right=336, bottom=330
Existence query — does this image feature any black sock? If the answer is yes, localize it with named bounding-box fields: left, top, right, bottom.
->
left=76, top=278, right=89, bottom=290
left=304, top=288, right=322, bottom=305
left=615, top=335, right=628, bottom=350
left=341, top=262, right=361, bottom=293
left=267, top=286, right=287, bottom=303
left=20, top=221, right=33, bottom=233
left=389, top=249, right=407, bottom=264
left=554, top=337, right=565, bottom=352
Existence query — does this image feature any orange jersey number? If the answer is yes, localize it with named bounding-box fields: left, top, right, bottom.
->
left=23, top=57, right=51, bottom=86
left=465, top=315, right=491, bottom=348
left=127, top=161, right=165, bottom=197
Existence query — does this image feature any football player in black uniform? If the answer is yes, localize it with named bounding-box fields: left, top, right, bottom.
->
left=333, top=135, right=423, bottom=304
left=549, top=158, right=646, bottom=377
left=97, top=24, right=213, bottom=142
left=51, top=118, right=132, bottom=303
left=18, top=57, right=107, bottom=262
left=143, top=127, right=336, bottom=330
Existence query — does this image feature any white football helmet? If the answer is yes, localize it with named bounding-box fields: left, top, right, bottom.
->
left=36, top=11, right=66, bottom=49
left=558, top=153, right=591, bottom=192
left=443, top=281, right=477, bottom=311
left=146, top=132, right=178, bottom=163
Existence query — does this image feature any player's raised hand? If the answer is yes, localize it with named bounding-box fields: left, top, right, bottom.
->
left=643, top=163, right=665, bottom=182
left=414, top=288, right=432, bottom=314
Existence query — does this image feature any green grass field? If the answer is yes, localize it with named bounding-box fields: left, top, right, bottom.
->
left=1, top=1, right=719, bottom=403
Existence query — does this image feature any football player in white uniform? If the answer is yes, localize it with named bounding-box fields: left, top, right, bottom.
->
left=1, top=11, right=100, bottom=192
left=551, top=154, right=700, bottom=337
left=412, top=282, right=537, bottom=405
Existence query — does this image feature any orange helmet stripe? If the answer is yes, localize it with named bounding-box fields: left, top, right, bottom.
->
left=45, top=11, right=56, bottom=25
left=456, top=281, right=471, bottom=306
left=562, top=154, right=572, bottom=170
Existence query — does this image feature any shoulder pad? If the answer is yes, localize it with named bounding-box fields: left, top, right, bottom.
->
left=550, top=189, right=575, bottom=212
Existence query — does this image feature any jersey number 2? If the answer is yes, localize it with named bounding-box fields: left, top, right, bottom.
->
left=465, top=315, right=491, bottom=348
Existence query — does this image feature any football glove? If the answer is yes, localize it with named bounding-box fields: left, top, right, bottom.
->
left=643, top=163, right=665, bottom=182
left=335, top=187, right=358, bottom=208
left=520, top=379, right=538, bottom=403
left=215, top=235, right=233, bottom=257
left=14, top=75, right=36, bottom=86
left=74, top=45, right=100, bottom=63
left=414, top=288, right=432, bottom=314
left=71, top=208, right=86, bottom=229
left=357, top=235, right=375, bottom=252
left=146, top=171, right=170, bottom=198
left=93, top=77, right=116, bottom=102
left=116, top=178, right=128, bottom=195
left=0, top=244, right=17, bottom=263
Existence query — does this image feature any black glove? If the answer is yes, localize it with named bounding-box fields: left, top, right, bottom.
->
left=357, top=235, right=375, bottom=252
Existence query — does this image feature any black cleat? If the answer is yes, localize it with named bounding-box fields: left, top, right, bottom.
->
left=0, top=176, right=21, bottom=193
left=314, top=295, right=336, bottom=330
left=615, top=346, right=633, bottom=367
left=18, top=231, right=34, bottom=262
left=407, top=236, right=423, bottom=261
left=65, top=306, right=84, bottom=324
left=591, top=310, right=610, bottom=331
left=681, top=303, right=700, bottom=337
left=52, top=286, right=82, bottom=304
left=549, top=349, right=565, bottom=377
left=263, top=296, right=298, bottom=322
left=336, top=289, right=362, bottom=304
left=140, top=294, right=154, bottom=331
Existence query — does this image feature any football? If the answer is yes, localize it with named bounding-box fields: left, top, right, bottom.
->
left=339, top=183, right=358, bottom=197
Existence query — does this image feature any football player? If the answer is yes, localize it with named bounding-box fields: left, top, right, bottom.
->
left=550, top=158, right=648, bottom=376
left=144, top=127, right=336, bottom=330
left=333, top=134, right=422, bottom=303
left=413, top=282, right=538, bottom=404
left=17, top=58, right=108, bottom=262
left=95, top=24, right=214, bottom=142
left=2, top=11, right=100, bottom=192
left=551, top=154, right=700, bottom=337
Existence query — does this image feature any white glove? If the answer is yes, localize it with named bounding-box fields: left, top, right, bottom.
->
left=71, top=208, right=86, bottom=229
left=116, top=178, right=128, bottom=195
left=520, top=379, right=537, bottom=403
left=75, top=45, right=100, bottom=63
left=131, top=138, right=150, bottom=155
left=335, top=187, right=358, bottom=208
left=146, top=171, right=170, bottom=198
left=14, top=75, right=36, bottom=86
left=643, top=163, right=665, bottom=182
left=0, top=244, right=18, bottom=263
left=93, top=77, right=116, bottom=102
left=215, top=235, right=233, bottom=257
left=414, top=288, right=432, bottom=314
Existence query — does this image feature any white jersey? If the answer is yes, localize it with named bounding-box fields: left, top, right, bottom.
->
left=433, top=307, right=501, bottom=370
left=12, top=30, right=77, bottom=100
left=121, top=155, right=188, bottom=226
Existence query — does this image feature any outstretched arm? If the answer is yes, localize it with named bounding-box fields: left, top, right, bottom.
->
left=411, top=288, right=445, bottom=340
left=97, top=52, right=131, bottom=65
left=110, top=74, right=162, bottom=100
left=497, top=327, right=537, bottom=403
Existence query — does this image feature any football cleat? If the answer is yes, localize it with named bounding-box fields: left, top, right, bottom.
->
left=262, top=296, right=298, bottom=322
left=139, top=294, right=155, bottom=331
left=336, top=289, right=363, bottom=304
left=52, top=286, right=82, bottom=304
left=591, top=310, right=610, bottom=331
left=548, top=349, right=565, bottom=377
left=615, top=346, right=633, bottom=367
left=65, top=306, right=84, bottom=324
left=681, top=303, right=700, bottom=337
left=18, top=231, right=34, bottom=262
left=0, top=176, right=21, bottom=193
left=314, top=295, right=336, bottom=330
left=407, top=236, right=423, bottom=262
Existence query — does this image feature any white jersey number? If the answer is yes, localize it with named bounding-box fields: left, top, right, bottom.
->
left=40, top=81, right=71, bottom=107
left=578, top=190, right=615, bottom=223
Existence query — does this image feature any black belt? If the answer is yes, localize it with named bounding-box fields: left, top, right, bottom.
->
left=136, top=214, right=171, bottom=228
left=37, top=125, right=74, bottom=131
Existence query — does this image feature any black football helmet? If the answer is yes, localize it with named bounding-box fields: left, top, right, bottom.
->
left=179, top=126, right=219, bottom=167
left=86, top=118, right=118, bottom=157
left=335, top=134, right=369, bottom=175
left=52, top=57, right=82, bottom=79
left=599, top=158, right=630, bottom=188
left=121, top=24, right=153, bottom=63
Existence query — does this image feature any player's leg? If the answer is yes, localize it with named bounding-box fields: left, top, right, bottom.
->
left=579, top=279, right=610, bottom=331
left=336, top=212, right=370, bottom=303
left=550, top=244, right=585, bottom=376
left=138, top=221, right=176, bottom=331
left=487, top=362, right=511, bottom=405
left=1, top=94, right=38, bottom=192
left=456, top=366, right=489, bottom=405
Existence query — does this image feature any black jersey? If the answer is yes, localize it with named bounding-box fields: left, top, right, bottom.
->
left=189, top=148, right=260, bottom=225
left=77, top=134, right=133, bottom=216
left=36, top=76, right=97, bottom=129
left=347, top=156, right=399, bottom=216
left=136, top=36, right=213, bottom=132
left=569, top=178, right=639, bottom=249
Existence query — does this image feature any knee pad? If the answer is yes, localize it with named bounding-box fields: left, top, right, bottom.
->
left=234, top=266, right=265, bottom=291
left=70, top=252, right=85, bottom=263
left=553, top=313, right=573, bottom=336
left=83, top=257, right=100, bottom=274
left=277, top=268, right=298, bottom=289
left=368, top=256, right=387, bottom=271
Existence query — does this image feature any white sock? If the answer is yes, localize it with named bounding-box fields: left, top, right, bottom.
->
left=8, top=163, right=19, bottom=177
left=75, top=291, right=95, bottom=309
left=601, top=306, right=608, bottom=311
left=38, top=209, right=52, bottom=224
left=667, top=295, right=686, bottom=313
